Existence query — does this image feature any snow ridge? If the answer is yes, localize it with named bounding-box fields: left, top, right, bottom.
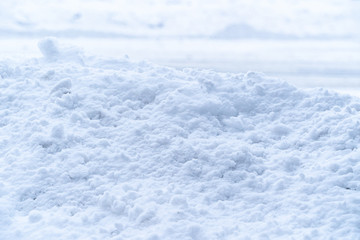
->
left=0, top=39, right=360, bottom=239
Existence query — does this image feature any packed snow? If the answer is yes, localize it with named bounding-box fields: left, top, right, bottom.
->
left=1, top=38, right=360, bottom=239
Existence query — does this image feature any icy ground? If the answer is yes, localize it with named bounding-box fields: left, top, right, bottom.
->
left=1, top=39, right=360, bottom=239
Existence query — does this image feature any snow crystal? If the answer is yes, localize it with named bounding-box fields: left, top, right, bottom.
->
left=0, top=39, right=360, bottom=239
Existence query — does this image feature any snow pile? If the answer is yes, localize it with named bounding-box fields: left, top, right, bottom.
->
left=1, top=39, right=360, bottom=239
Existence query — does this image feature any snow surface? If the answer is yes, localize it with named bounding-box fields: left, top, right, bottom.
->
left=1, top=38, right=360, bottom=239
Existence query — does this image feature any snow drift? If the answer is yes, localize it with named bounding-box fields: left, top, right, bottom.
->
left=0, top=39, right=360, bottom=239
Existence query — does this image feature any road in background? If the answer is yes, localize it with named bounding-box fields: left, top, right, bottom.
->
left=1, top=0, right=360, bottom=96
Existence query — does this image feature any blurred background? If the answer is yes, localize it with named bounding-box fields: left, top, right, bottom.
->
left=1, top=0, right=359, bottom=95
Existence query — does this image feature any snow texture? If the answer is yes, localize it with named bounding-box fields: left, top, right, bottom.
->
left=1, top=38, right=360, bottom=239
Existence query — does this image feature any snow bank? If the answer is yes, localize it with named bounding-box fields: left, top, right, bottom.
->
left=1, top=38, right=360, bottom=239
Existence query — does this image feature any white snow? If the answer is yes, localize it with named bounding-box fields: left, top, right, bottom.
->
left=1, top=38, right=360, bottom=239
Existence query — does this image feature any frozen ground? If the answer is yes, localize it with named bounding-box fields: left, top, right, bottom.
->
left=1, top=38, right=360, bottom=240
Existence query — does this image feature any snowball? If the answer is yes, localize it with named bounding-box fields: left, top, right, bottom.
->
left=38, top=37, right=60, bottom=61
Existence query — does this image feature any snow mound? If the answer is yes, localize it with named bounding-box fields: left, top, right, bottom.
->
left=1, top=40, right=360, bottom=239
